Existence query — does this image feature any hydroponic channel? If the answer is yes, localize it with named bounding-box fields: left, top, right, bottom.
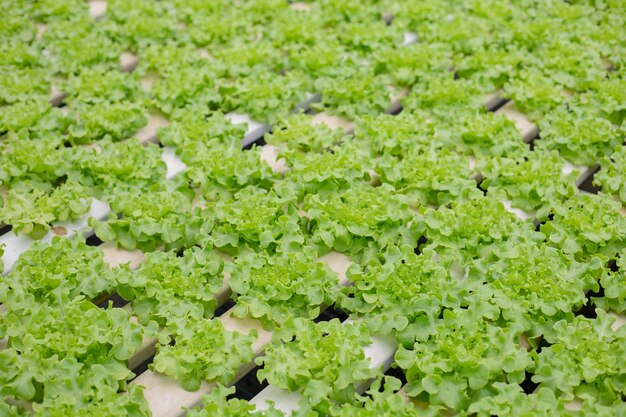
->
left=1, top=1, right=626, bottom=416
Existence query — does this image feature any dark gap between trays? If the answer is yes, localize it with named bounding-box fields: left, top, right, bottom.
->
left=383, top=364, right=408, bottom=387
left=228, top=364, right=268, bottom=401
left=575, top=283, right=605, bottom=320
left=97, top=292, right=127, bottom=309
left=314, top=304, right=349, bottom=323
left=0, top=224, right=13, bottom=237
left=85, top=233, right=104, bottom=247
left=577, top=165, right=601, bottom=194
left=488, top=98, right=509, bottom=113
left=519, top=371, right=539, bottom=394
left=242, top=127, right=271, bottom=150
left=129, top=355, right=155, bottom=383
left=215, top=299, right=236, bottom=317
left=414, top=235, right=427, bottom=255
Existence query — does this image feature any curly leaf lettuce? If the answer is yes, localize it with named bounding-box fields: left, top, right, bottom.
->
left=531, top=310, right=626, bottom=402
left=539, top=193, right=626, bottom=260
left=151, top=317, right=257, bottom=391
left=1, top=235, right=122, bottom=308
left=396, top=311, right=532, bottom=411
left=117, top=246, right=225, bottom=330
left=230, top=250, right=342, bottom=327
left=257, top=318, right=378, bottom=405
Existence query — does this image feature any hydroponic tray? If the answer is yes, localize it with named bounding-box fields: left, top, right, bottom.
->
left=1, top=1, right=626, bottom=416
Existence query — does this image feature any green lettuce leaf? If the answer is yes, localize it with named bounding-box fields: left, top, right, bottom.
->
left=67, top=101, right=147, bottom=143
left=90, top=185, right=192, bottom=251
left=117, top=246, right=225, bottom=330
left=1, top=235, right=122, bottom=308
left=420, top=196, right=538, bottom=268
left=539, top=193, right=626, bottom=260
left=396, top=310, right=532, bottom=411
left=151, top=317, right=256, bottom=391
left=340, top=252, right=463, bottom=339
left=230, top=250, right=342, bottom=327
left=536, top=107, right=624, bottom=166
left=478, top=149, right=578, bottom=220
left=325, top=376, right=424, bottom=417
left=302, top=183, right=418, bottom=256
left=593, top=249, right=626, bottom=313
left=531, top=310, right=626, bottom=402
left=256, top=318, right=378, bottom=405
left=593, top=145, right=626, bottom=203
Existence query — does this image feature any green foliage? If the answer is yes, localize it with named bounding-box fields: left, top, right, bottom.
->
left=420, top=196, right=538, bottom=267
left=1, top=235, right=121, bottom=307
left=465, top=383, right=569, bottom=417
left=303, top=183, right=418, bottom=256
left=340, top=252, right=461, bottom=337
left=312, top=67, right=395, bottom=119
left=91, top=186, right=192, bottom=251
left=41, top=19, right=121, bottom=74
left=478, top=149, right=578, bottom=219
left=32, top=384, right=150, bottom=417
left=68, top=138, right=167, bottom=198
left=266, top=115, right=347, bottom=153
left=0, top=180, right=90, bottom=239
left=3, top=0, right=626, bottom=413
left=531, top=311, right=626, bottom=402
left=67, top=101, right=147, bottom=143
left=325, top=377, right=424, bottom=417
left=151, top=318, right=256, bottom=391
left=474, top=242, right=602, bottom=333
left=593, top=249, right=626, bottom=313
left=0, top=136, right=68, bottom=186
left=183, top=145, right=275, bottom=201
left=377, top=147, right=479, bottom=207
left=575, top=75, right=626, bottom=125
left=502, top=68, right=567, bottom=118
left=0, top=67, right=51, bottom=104
left=281, top=139, right=374, bottom=198
left=118, top=246, right=225, bottom=330
left=159, top=110, right=247, bottom=150
left=3, top=300, right=143, bottom=364
left=402, top=74, right=492, bottom=117
left=537, top=105, right=625, bottom=166
left=230, top=250, right=342, bottom=327
left=539, top=193, right=626, bottom=260
left=257, top=318, right=379, bottom=405
left=203, top=186, right=304, bottom=253
left=0, top=400, right=29, bottom=417
left=62, top=68, right=146, bottom=105
left=0, top=100, right=70, bottom=138
left=594, top=145, right=626, bottom=203
left=396, top=310, right=532, bottom=410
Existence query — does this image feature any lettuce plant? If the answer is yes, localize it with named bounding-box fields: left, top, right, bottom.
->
left=531, top=310, right=626, bottom=402
left=256, top=318, right=379, bottom=406
left=117, top=246, right=226, bottom=330
left=151, top=317, right=256, bottom=391
left=594, top=145, right=626, bottom=203
left=230, top=250, right=342, bottom=327
left=396, top=310, right=532, bottom=411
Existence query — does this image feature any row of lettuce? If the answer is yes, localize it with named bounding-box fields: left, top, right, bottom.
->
left=1, top=0, right=626, bottom=238
left=2, top=109, right=626, bottom=243
left=1, top=0, right=626, bottom=416
left=1, top=182, right=626, bottom=415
